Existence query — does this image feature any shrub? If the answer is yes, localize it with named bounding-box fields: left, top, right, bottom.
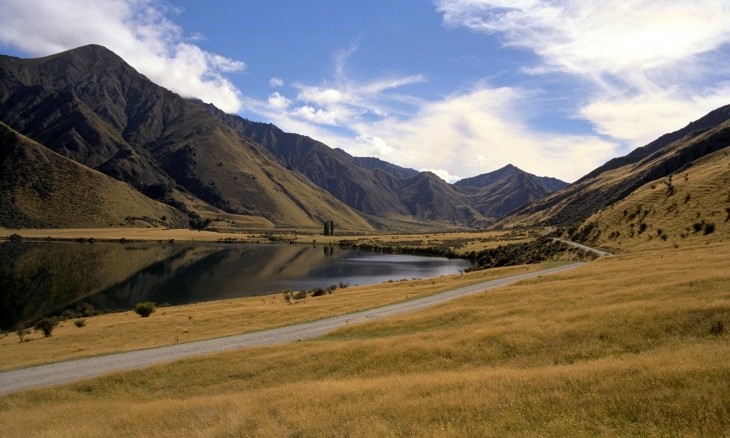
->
left=703, top=222, right=716, bottom=235
left=78, top=303, right=97, bottom=317
left=34, top=318, right=59, bottom=337
left=710, top=321, right=725, bottom=336
left=134, top=301, right=157, bottom=318
left=282, top=289, right=292, bottom=304
left=16, top=327, right=30, bottom=343
left=74, top=319, right=87, bottom=328
left=8, top=233, right=22, bottom=242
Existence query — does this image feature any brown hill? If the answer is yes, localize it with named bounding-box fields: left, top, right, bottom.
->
left=573, top=144, right=730, bottom=251
left=0, top=45, right=373, bottom=231
left=207, top=105, right=564, bottom=228
left=498, top=105, right=730, bottom=228
left=454, top=164, right=568, bottom=219
left=0, top=122, right=188, bottom=228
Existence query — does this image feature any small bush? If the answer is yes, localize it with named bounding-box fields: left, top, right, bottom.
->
left=703, top=222, right=716, bottom=235
left=78, top=303, right=97, bottom=317
left=282, top=289, right=292, bottom=304
left=134, top=302, right=156, bottom=318
left=34, top=318, right=59, bottom=338
left=74, top=319, right=87, bottom=328
left=710, top=321, right=725, bottom=336
left=8, top=233, right=23, bottom=242
left=16, top=327, right=30, bottom=342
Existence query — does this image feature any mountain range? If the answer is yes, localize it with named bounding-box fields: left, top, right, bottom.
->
left=1, top=44, right=728, bottom=237
left=0, top=45, right=571, bottom=231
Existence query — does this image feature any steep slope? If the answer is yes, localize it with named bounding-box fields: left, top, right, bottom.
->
left=454, top=164, right=568, bottom=219
left=399, top=172, right=490, bottom=227
left=575, top=145, right=730, bottom=250
left=206, top=105, right=491, bottom=227
left=499, top=105, right=730, bottom=227
left=0, top=122, right=188, bottom=228
left=0, top=45, right=372, bottom=231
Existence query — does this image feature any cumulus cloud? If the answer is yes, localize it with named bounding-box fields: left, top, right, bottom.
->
left=0, top=0, right=245, bottom=113
left=267, top=92, right=291, bottom=110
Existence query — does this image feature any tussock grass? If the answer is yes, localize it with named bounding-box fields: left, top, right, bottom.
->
left=586, top=146, right=730, bottom=251
left=1, top=241, right=728, bottom=436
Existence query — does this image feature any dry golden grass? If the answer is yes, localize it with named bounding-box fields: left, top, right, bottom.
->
left=291, top=228, right=542, bottom=255
left=1, top=240, right=728, bottom=436
left=0, top=263, right=546, bottom=371
left=586, top=146, right=730, bottom=251
left=0, top=227, right=267, bottom=242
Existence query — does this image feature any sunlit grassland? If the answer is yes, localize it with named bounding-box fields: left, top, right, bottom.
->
left=0, top=263, right=548, bottom=371
left=1, top=241, right=728, bottom=436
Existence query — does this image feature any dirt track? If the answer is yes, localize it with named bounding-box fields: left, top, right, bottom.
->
left=0, top=263, right=582, bottom=396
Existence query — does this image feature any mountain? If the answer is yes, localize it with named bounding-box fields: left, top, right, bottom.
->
left=498, top=105, right=730, bottom=228
left=0, top=45, right=373, bottom=231
left=0, top=45, right=569, bottom=231
left=205, top=105, right=492, bottom=228
left=453, top=164, right=568, bottom=219
left=206, top=104, right=567, bottom=228
left=0, top=122, right=188, bottom=228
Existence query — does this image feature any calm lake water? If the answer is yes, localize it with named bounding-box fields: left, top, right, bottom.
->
left=1, top=241, right=471, bottom=330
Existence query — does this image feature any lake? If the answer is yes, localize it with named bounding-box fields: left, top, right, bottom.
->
left=0, top=241, right=471, bottom=330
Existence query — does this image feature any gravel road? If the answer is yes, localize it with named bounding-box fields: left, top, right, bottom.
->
left=0, top=262, right=582, bottom=396
left=554, top=238, right=613, bottom=258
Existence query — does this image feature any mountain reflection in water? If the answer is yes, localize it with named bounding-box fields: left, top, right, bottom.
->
left=0, top=242, right=470, bottom=330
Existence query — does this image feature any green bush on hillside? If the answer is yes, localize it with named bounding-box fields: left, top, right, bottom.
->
left=134, top=302, right=157, bottom=318
left=34, top=318, right=59, bottom=337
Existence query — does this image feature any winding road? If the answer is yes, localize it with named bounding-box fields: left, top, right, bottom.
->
left=0, top=262, right=584, bottom=396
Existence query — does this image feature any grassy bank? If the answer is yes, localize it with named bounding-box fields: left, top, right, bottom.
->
left=0, top=263, right=548, bottom=371
left=1, top=240, right=728, bottom=436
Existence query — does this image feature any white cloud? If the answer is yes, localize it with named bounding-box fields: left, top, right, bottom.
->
left=269, top=77, right=285, bottom=88
left=0, top=0, right=245, bottom=113
left=250, top=82, right=620, bottom=182
left=350, top=86, right=619, bottom=182
left=267, top=92, right=291, bottom=110
left=580, top=86, right=730, bottom=145
left=436, top=1, right=730, bottom=86
left=435, top=0, right=730, bottom=149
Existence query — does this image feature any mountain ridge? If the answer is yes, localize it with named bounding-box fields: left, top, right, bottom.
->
left=1, top=45, right=568, bottom=231
left=0, top=45, right=374, bottom=231
left=498, top=104, right=730, bottom=228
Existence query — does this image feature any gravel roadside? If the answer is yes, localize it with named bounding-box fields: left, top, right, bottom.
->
left=0, top=262, right=582, bottom=396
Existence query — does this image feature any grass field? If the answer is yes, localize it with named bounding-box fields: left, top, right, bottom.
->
left=1, top=239, right=728, bottom=436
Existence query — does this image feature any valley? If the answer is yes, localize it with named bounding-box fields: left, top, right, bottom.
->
left=1, top=43, right=729, bottom=437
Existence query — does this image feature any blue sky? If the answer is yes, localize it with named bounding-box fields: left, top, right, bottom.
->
left=2, top=1, right=730, bottom=182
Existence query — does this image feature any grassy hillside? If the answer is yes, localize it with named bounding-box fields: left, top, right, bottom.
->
left=0, top=122, right=188, bottom=228
left=499, top=111, right=730, bottom=228
left=1, top=240, right=728, bottom=436
left=575, top=146, right=730, bottom=251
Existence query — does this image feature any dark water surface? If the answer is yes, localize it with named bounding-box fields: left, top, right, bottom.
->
left=1, top=241, right=470, bottom=329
